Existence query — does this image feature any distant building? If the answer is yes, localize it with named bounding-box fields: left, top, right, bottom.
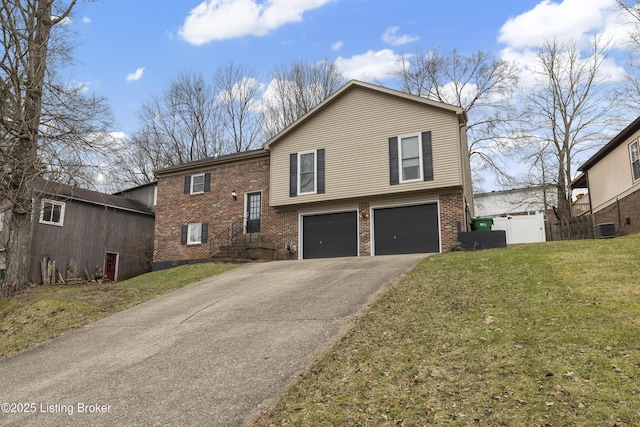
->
left=474, top=185, right=556, bottom=218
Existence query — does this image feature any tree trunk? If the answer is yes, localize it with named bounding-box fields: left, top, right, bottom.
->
left=0, top=0, right=52, bottom=297
left=1, top=203, right=33, bottom=296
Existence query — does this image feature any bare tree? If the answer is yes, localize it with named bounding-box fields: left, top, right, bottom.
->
left=262, top=58, right=346, bottom=139
left=392, top=47, right=521, bottom=189
left=616, top=1, right=640, bottom=107
left=522, top=37, right=622, bottom=221
left=213, top=63, right=262, bottom=152
left=0, top=0, right=105, bottom=296
left=118, top=71, right=224, bottom=187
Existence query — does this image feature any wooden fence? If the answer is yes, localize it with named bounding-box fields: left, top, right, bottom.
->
left=545, top=215, right=594, bottom=241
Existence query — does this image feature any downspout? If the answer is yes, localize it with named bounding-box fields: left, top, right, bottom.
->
left=585, top=171, right=593, bottom=216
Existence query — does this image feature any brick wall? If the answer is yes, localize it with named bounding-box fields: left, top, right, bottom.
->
left=439, top=192, right=465, bottom=252
left=593, top=189, right=640, bottom=236
left=154, top=156, right=298, bottom=265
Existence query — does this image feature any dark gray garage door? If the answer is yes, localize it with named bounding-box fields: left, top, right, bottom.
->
left=302, top=211, right=358, bottom=259
left=373, top=204, right=440, bottom=255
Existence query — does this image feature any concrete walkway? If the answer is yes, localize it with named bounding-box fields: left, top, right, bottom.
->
left=0, top=255, right=425, bottom=426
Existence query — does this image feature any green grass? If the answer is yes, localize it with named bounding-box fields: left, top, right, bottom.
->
left=255, top=236, right=640, bottom=426
left=0, top=262, right=239, bottom=359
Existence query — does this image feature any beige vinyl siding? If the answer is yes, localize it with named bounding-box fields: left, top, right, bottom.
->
left=588, top=131, right=640, bottom=212
left=270, top=86, right=463, bottom=207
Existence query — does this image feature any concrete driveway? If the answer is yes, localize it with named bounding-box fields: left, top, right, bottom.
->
left=0, top=254, right=424, bottom=426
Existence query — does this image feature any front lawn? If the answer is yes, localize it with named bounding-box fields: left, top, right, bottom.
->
left=255, top=235, right=640, bottom=426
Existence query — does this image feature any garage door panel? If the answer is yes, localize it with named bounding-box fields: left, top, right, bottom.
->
left=374, top=204, right=439, bottom=255
left=303, top=212, right=358, bottom=259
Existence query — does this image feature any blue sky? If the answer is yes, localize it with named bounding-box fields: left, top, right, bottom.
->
left=62, top=0, right=634, bottom=147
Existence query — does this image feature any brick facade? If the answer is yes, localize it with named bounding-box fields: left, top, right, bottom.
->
left=154, top=154, right=298, bottom=266
left=593, top=189, right=640, bottom=236
left=154, top=158, right=466, bottom=267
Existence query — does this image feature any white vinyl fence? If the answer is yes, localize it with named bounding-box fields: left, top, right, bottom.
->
left=491, top=214, right=546, bottom=244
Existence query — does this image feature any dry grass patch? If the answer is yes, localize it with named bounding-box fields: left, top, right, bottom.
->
left=0, top=262, right=239, bottom=359
left=255, top=236, right=640, bottom=426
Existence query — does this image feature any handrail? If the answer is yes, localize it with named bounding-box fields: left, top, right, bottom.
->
left=210, top=216, right=245, bottom=255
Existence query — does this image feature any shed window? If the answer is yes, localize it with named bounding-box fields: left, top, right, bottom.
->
left=40, top=199, right=65, bottom=226
left=630, top=140, right=640, bottom=181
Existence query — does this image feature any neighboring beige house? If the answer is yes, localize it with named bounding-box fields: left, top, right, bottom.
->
left=153, top=80, right=474, bottom=267
left=572, top=116, right=640, bottom=236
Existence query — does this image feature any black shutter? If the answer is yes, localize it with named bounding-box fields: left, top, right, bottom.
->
left=204, top=173, right=211, bottom=192
left=201, top=223, right=208, bottom=243
left=181, top=225, right=188, bottom=245
left=184, top=176, right=191, bottom=194
left=317, top=149, right=325, bottom=194
left=289, top=153, right=298, bottom=197
left=388, top=137, right=399, bottom=185
left=422, top=131, right=433, bottom=181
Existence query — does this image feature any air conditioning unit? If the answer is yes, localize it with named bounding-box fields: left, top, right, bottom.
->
left=594, top=223, right=616, bottom=239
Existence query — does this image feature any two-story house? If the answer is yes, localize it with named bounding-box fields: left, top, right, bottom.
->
left=573, top=116, right=640, bottom=236
left=153, top=80, right=473, bottom=267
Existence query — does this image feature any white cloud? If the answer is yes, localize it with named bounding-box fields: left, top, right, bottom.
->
left=126, top=67, right=145, bottom=82
left=498, top=0, right=625, bottom=50
left=82, top=16, right=92, bottom=24
left=331, top=41, right=344, bottom=51
left=381, top=26, right=419, bottom=46
left=335, top=49, right=404, bottom=81
left=179, top=0, right=335, bottom=45
left=498, top=0, right=631, bottom=91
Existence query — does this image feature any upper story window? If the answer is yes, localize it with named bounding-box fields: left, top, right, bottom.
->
left=630, top=139, right=640, bottom=181
left=191, top=174, right=206, bottom=194
left=298, top=151, right=317, bottom=194
left=389, top=131, right=433, bottom=185
left=184, top=173, right=210, bottom=195
left=400, top=134, right=422, bottom=182
left=40, top=199, right=65, bottom=226
left=289, top=149, right=325, bottom=197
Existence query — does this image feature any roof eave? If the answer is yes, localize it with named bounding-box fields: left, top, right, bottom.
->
left=579, top=115, right=640, bottom=171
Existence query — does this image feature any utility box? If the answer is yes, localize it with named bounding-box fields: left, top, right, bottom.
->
left=471, top=217, right=493, bottom=231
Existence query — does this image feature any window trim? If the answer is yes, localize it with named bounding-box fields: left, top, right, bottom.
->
left=630, top=139, right=640, bottom=182
left=187, top=222, right=202, bottom=245
left=398, top=133, right=423, bottom=183
left=190, top=173, right=206, bottom=194
left=297, top=150, right=317, bottom=195
left=40, top=199, right=65, bottom=227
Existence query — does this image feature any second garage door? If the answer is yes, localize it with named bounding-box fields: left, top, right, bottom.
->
left=302, top=211, right=358, bottom=259
left=373, top=203, right=440, bottom=255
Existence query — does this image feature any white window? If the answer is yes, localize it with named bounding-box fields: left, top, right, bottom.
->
left=40, top=199, right=65, bottom=226
left=298, top=151, right=316, bottom=195
left=191, top=174, right=206, bottom=194
left=630, top=140, right=640, bottom=182
left=399, top=134, right=422, bottom=182
left=187, top=223, right=202, bottom=245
